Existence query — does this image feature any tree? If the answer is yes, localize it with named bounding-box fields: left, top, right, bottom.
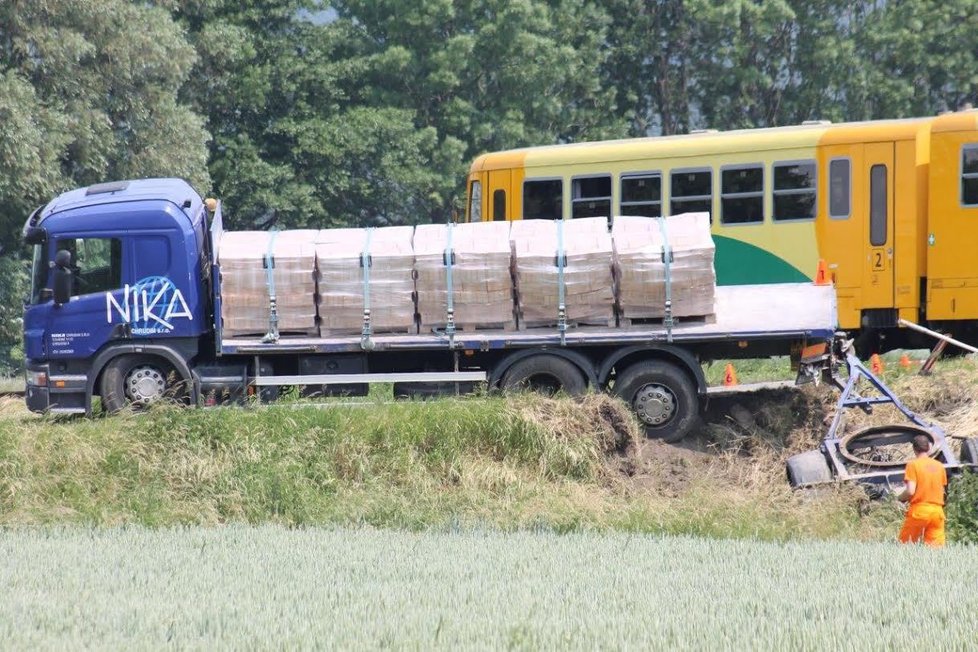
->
left=853, top=0, right=978, bottom=118
left=603, top=0, right=697, bottom=135
left=329, top=0, right=627, bottom=222
left=173, top=0, right=450, bottom=228
left=0, top=0, right=209, bottom=372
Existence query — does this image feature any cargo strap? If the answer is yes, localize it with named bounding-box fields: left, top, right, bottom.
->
left=261, top=230, right=280, bottom=343
left=656, top=215, right=674, bottom=342
left=360, top=228, right=374, bottom=350
left=556, top=219, right=567, bottom=345
left=444, top=222, right=456, bottom=347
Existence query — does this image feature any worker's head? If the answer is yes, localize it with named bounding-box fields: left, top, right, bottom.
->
left=912, top=434, right=931, bottom=454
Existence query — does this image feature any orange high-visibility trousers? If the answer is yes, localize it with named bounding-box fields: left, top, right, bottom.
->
left=899, top=503, right=946, bottom=547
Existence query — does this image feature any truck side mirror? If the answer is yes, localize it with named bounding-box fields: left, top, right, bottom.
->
left=52, top=249, right=73, bottom=306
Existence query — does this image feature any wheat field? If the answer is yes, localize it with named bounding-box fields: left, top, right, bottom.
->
left=1, top=526, right=975, bottom=649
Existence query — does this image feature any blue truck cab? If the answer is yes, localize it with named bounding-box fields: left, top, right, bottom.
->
left=22, top=179, right=209, bottom=414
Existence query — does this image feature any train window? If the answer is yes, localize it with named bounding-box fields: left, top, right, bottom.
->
left=829, top=158, right=851, bottom=219
left=523, top=179, right=563, bottom=220
left=720, top=165, right=764, bottom=225
left=961, top=145, right=978, bottom=206
left=493, top=189, right=506, bottom=221
left=670, top=168, right=712, bottom=218
left=469, top=181, right=482, bottom=222
left=773, top=160, right=816, bottom=221
left=571, top=175, right=611, bottom=218
left=620, top=173, right=662, bottom=217
left=870, top=164, right=887, bottom=246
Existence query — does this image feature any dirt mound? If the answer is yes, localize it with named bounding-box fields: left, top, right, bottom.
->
left=619, top=386, right=833, bottom=496
left=622, top=361, right=978, bottom=496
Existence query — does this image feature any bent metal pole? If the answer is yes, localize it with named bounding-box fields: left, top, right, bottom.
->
left=897, top=318, right=978, bottom=354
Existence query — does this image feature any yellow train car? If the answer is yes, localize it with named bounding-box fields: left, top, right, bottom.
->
left=464, top=111, right=978, bottom=346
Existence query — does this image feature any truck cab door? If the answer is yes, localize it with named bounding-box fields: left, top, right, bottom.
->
left=45, top=235, right=129, bottom=359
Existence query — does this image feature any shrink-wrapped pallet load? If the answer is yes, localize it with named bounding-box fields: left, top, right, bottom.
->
left=414, top=222, right=515, bottom=331
left=612, top=213, right=716, bottom=323
left=219, top=230, right=319, bottom=338
left=316, top=226, right=417, bottom=335
left=511, top=217, right=615, bottom=329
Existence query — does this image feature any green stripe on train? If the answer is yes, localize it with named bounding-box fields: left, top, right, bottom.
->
left=713, top=235, right=810, bottom=286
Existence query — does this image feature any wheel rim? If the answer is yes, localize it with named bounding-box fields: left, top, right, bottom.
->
left=124, top=365, right=167, bottom=406
left=632, top=383, right=677, bottom=427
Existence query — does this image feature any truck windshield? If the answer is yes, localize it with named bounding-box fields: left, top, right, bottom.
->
left=29, top=244, right=48, bottom=304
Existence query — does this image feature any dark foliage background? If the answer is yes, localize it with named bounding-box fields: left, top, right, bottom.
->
left=3, top=0, right=977, bottom=374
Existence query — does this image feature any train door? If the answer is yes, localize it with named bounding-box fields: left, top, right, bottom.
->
left=819, top=144, right=863, bottom=329
left=487, top=170, right=511, bottom=221
left=861, top=143, right=895, bottom=310
left=925, top=131, right=978, bottom=320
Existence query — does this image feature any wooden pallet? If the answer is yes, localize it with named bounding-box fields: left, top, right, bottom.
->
left=455, top=320, right=518, bottom=332
left=618, top=313, right=716, bottom=328
left=319, top=324, right=419, bottom=337
left=417, top=320, right=518, bottom=334
left=517, top=315, right=617, bottom=331
left=222, top=327, right=320, bottom=339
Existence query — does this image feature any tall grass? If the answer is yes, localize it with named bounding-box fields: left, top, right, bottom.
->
left=0, top=393, right=901, bottom=540
left=1, top=526, right=976, bottom=649
left=0, top=374, right=23, bottom=393
left=4, top=353, right=977, bottom=540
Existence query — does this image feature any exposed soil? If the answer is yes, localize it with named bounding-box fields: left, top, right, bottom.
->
left=610, top=362, right=978, bottom=496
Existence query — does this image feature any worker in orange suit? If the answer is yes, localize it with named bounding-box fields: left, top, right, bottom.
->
left=897, top=434, right=948, bottom=547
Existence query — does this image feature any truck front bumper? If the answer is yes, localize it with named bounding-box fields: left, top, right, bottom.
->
left=24, top=362, right=50, bottom=413
left=25, top=362, right=88, bottom=415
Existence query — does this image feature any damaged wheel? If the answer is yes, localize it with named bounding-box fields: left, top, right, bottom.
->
left=961, top=437, right=978, bottom=466
left=786, top=450, right=832, bottom=487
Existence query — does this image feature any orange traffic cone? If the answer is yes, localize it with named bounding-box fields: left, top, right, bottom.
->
left=899, top=353, right=912, bottom=369
left=814, top=259, right=831, bottom=286
left=723, top=363, right=739, bottom=386
left=870, top=353, right=884, bottom=374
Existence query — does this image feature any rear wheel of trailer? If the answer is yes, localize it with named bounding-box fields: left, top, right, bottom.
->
left=612, top=360, right=699, bottom=443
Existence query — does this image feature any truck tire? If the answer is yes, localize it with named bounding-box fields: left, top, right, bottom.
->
left=786, top=450, right=833, bottom=487
left=961, top=437, right=978, bottom=466
left=612, top=360, right=698, bottom=443
left=500, top=355, right=587, bottom=396
left=393, top=381, right=478, bottom=400
left=100, top=354, right=186, bottom=413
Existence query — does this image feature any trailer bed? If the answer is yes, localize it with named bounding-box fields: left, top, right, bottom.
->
left=220, top=283, right=836, bottom=355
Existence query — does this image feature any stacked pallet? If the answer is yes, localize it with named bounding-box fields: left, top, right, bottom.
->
left=511, top=217, right=615, bottom=328
left=219, top=230, right=319, bottom=337
left=612, top=213, right=716, bottom=323
left=315, top=226, right=417, bottom=335
left=414, top=221, right=515, bottom=331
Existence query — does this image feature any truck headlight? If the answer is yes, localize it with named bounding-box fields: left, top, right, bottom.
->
left=26, top=369, right=47, bottom=387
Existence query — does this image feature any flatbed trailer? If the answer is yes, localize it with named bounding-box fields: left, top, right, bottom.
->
left=22, top=178, right=838, bottom=442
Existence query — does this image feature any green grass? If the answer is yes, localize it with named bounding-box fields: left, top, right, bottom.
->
left=0, top=374, right=23, bottom=393
left=2, top=353, right=977, bottom=542
left=1, top=525, right=976, bottom=649
left=703, top=356, right=794, bottom=385
left=0, top=392, right=905, bottom=541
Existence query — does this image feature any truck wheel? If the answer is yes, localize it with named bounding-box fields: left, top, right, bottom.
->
left=612, top=360, right=699, bottom=443
left=500, top=355, right=587, bottom=396
left=100, top=354, right=185, bottom=413
left=961, top=437, right=978, bottom=465
left=786, top=450, right=833, bottom=487
left=393, top=381, right=477, bottom=400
